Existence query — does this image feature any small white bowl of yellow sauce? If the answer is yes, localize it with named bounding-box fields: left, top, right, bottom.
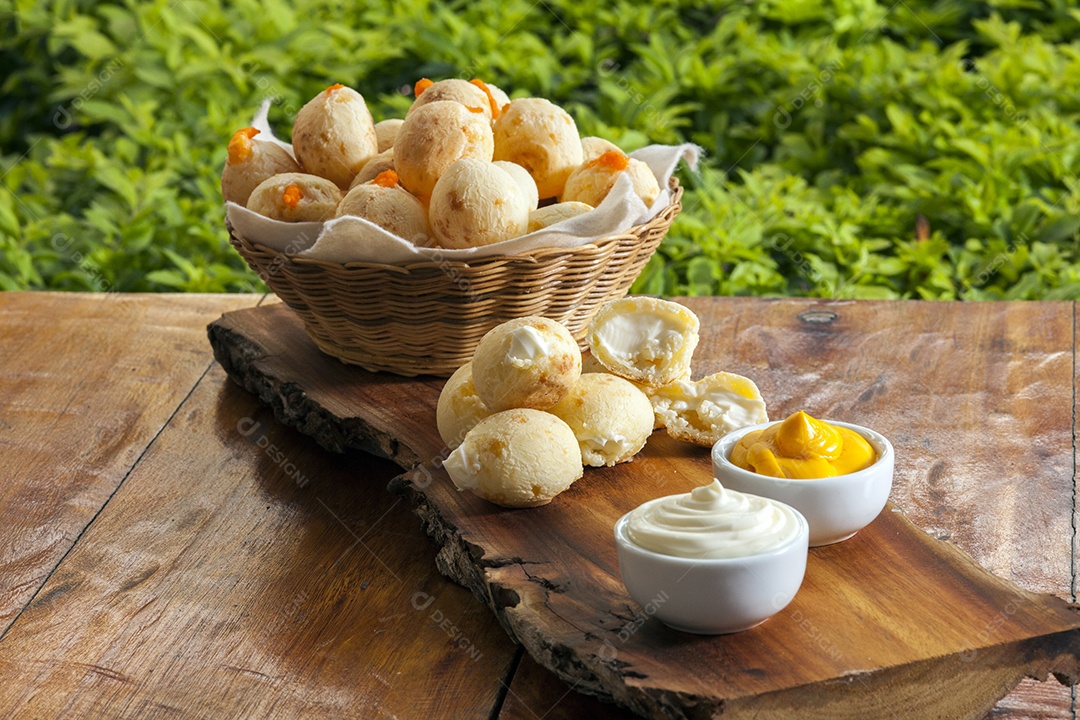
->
left=614, top=480, right=809, bottom=634
left=711, top=411, right=894, bottom=547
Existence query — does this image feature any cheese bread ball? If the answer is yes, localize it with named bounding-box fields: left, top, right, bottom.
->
left=409, top=78, right=493, bottom=119
left=469, top=79, right=508, bottom=119
left=350, top=148, right=395, bottom=189
left=580, top=136, right=622, bottom=164
left=493, top=161, right=539, bottom=211
left=429, top=159, right=529, bottom=248
left=436, top=362, right=492, bottom=449
left=636, top=370, right=691, bottom=430
left=472, top=316, right=582, bottom=412
left=549, top=373, right=654, bottom=467
left=291, top=84, right=379, bottom=190
left=221, top=127, right=301, bottom=206
left=563, top=151, right=661, bottom=208
left=374, top=119, right=403, bottom=152
left=651, top=372, right=769, bottom=447
left=336, top=170, right=430, bottom=245
left=485, top=82, right=511, bottom=113
left=527, top=201, right=592, bottom=233
left=587, top=296, right=699, bottom=386
left=493, top=98, right=583, bottom=199
left=580, top=353, right=684, bottom=429
left=247, top=172, right=342, bottom=222
left=443, top=408, right=583, bottom=508
left=395, top=100, right=495, bottom=203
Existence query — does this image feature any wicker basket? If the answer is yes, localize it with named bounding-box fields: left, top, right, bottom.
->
left=229, top=177, right=682, bottom=377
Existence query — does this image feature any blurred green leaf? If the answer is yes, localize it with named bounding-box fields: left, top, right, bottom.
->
left=0, top=0, right=1079, bottom=297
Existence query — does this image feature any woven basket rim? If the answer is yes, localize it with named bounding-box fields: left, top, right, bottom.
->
left=230, top=176, right=682, bottom=273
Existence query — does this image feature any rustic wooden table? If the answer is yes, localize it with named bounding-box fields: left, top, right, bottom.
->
left=0, top=292, right=1075, bottom=719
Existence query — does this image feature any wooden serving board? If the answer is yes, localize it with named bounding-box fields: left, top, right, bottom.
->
left=208, top=299, right=1080, bottom=720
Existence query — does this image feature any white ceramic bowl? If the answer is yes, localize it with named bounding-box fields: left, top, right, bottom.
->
left=711, top=420, right=894, bottom=547
left=613, top=507, right=809, bottom=634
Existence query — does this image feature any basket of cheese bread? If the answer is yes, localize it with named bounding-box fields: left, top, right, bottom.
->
left=222, top=78, right=689, bottom=377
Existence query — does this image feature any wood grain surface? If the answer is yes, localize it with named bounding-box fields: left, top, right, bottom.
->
left=689, top=299, right=1074, bottom=600
left=207, top=298, right=1080, bottom=719
left=1, top=293, right=1075, bottom=719
left=0, top=292, right=259, bottom=634
left=0, top=363, right=517, bottom=718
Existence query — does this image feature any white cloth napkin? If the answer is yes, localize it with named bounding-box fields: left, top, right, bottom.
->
left=226, top=100, right=700, bottom=264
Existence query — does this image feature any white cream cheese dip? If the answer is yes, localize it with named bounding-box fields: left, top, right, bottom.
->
left=625, top=479, right=802, bottom=559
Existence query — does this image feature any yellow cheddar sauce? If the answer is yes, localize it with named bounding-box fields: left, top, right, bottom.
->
left=730, top=411, right=876, bottom=479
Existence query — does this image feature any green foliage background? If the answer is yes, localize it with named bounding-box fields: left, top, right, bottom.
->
left=2, top=0, right=1079, bottom=298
